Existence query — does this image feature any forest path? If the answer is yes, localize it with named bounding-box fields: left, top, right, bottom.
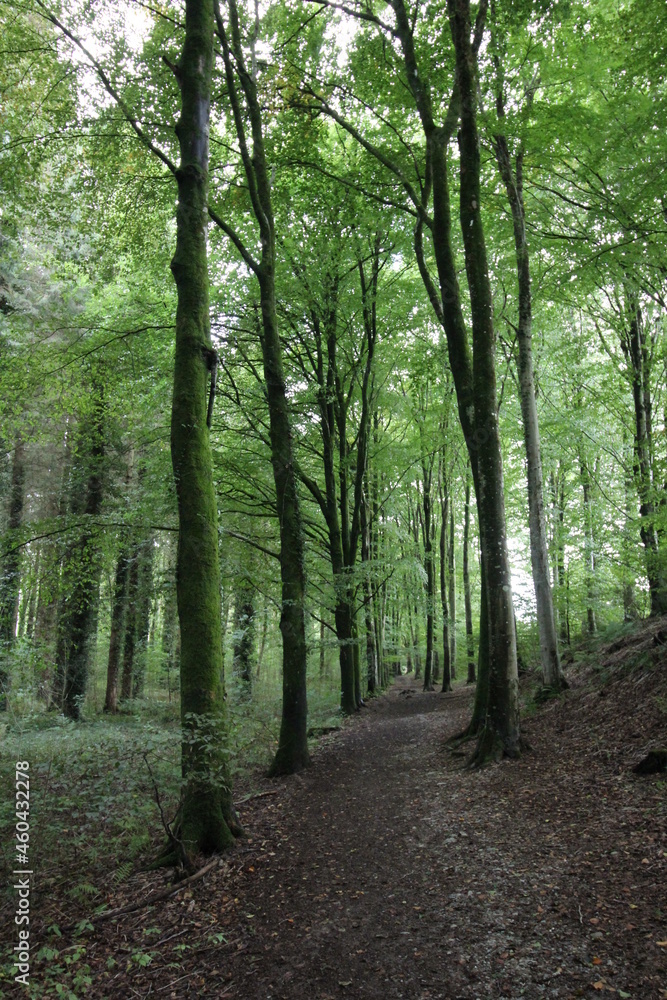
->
left=91, top=672, right=665, bottom=1000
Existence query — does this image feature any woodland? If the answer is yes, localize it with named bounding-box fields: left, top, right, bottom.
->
left=0, top=0, right=666, bottom=997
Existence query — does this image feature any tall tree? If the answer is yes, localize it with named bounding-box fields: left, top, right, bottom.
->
left=169, top=0, right=240, bottom=855
left=490, top=21, right=565, bottom=692
left=214, top=0, right=310, bottom=774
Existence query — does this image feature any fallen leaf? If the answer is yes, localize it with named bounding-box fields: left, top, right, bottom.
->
left=593, top=957, right=603, bottom=965
left=593, top=982, right=605, bottom=991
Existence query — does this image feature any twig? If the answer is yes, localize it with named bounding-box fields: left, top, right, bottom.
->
left=156, top=973, right=196, bottom=993
left=63, top=859, right=221, bottom=931
left=143, top=752, right=186, bottom=867
left=237, top=788, right=281, bottom=803
left=152, top=927, right=189, bottom=949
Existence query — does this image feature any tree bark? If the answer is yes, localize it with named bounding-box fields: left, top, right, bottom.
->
left=170, top=0, right=239, bottom=855
left=448, top=501, right=457, bottom=679
left=104, top=544, right=130, bottom=713
left=361, top=495, right=378, bottom=694
left=622, top=297, right=667, bottom=615
left=493, top=126, right=564, bottom=691
left=579, top=455, right=597, bottom=636
left=420, top=470, right=436, bottom=692
left=385, top=0, right=520, bottom=760
left=447, top=0, right=520, bottom=761
left=120, top=544, right=139, bottom=701
left=463, top=474, right=476, bottom=683
left=232, top=578, right=254, bottom=697
left=439, top=472, right=452, bottom=693
left=132, top=538, right=154, bottom=698
left=217, top=0, right=309, bottom=774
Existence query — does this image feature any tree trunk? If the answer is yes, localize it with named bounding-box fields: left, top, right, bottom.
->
left=61, top=386, right=105, bottom=721
left=132, top=539, right=154, bottom=698
left=494, top=128, right=564, bottom=691
left=440, top=475, right=452, bottom=693
left=622, top=298, right=667, bottom=615
left=550, top=466, right=569, bottom=647
left=463, top=474, right=476, bottom=684
left=421, top=481, right=435, bottom=692
left=361, top=497, right=378, bottom=694
left=319, top=613, right=326, bottom=679
left=160, top=553, right=179, bottom=704
left=622, top=440, right=638, bottom=621
left=104, top=545, right=130, bottom=713
left=170, top=0, right=239, bottom=855
left=232, top=578, right=254, bottom=697
left=217, top=0, right=309, bottom=776
left=448, top=501, right=457, bottom=679
left=389, top=0, right=520, bottom=760
left=0, top=436, right=25, bottom=708
left=120, top=545, right=139, bottom=701
left=449, top=0, right=520, bottom=761
left=579, top=455, right=597, bottom=636
left=256, top=594, right=269, bottom=681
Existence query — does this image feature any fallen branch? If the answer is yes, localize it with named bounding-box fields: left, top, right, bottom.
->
left=237, top=788, right=281, bottom=803
left=63, top=859, right=221, bottom=932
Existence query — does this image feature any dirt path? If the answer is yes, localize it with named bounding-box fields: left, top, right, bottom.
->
left=83, top=672, right=666, bottom=999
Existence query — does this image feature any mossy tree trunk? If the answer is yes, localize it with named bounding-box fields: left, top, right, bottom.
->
left=232, top=577, right=255, bottom=698
left=170, top=0, right=239, bottom=855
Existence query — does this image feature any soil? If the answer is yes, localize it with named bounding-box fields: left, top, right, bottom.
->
left=24, top=643, right=667, bottom=999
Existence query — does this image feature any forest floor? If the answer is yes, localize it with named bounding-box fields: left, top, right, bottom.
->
left=8, top=625, right=667, bottom=999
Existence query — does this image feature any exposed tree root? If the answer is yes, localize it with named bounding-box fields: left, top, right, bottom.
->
left=465, top=725, right=525, bottom=769
left=446, top=717, right=483, bottom=746
left=534, top=678, right=569, bottom=704
left=267, top=749, right=311, bottom=779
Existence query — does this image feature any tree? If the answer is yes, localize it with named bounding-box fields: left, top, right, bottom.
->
left=213, top=0, right=310, bottom=775
left=0, top=437, right=25, bottom=708
left=167, top=0, right=240, bottom=855
left=489, top=8, right=565, bottom=692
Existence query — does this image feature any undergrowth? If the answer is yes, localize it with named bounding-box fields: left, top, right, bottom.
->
left=0, top=675, right=341, bottom=997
